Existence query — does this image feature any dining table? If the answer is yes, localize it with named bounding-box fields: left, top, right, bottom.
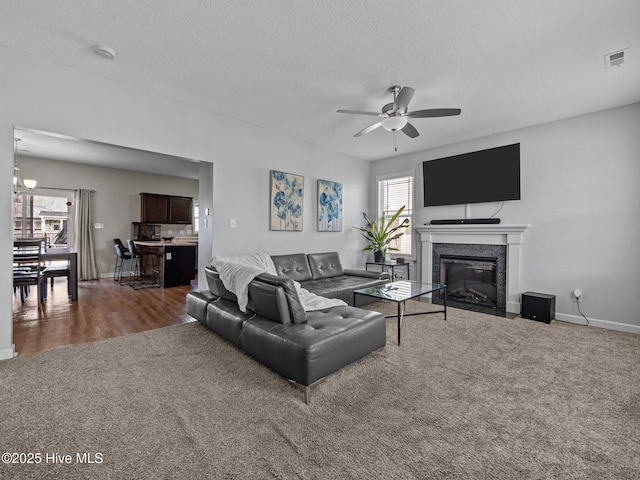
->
left=42, top=247, right=78, bottom=300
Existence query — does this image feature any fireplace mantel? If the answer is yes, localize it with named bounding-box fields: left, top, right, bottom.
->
left=415, top=224, right=529, bottom=313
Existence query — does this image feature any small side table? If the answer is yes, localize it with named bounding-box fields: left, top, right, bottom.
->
left=366, top=261, right=410, bottom=280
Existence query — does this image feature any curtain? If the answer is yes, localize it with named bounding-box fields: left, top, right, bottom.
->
left=73, top=189, right=99, bottom=280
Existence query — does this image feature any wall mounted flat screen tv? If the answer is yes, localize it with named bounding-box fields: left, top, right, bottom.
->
left=422, top=143, right=521, bottom=207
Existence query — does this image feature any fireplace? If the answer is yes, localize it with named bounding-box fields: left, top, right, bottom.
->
left=440, top=255, right=497, bottom=308
left=432, top=243, right=507, bottom=315
left=416, top=224, right=528, bottom=314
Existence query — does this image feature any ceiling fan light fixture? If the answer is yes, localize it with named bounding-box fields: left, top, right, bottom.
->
left=381, top=116, right=408, bottom=132
left=337, top=85, right=460, bottom=150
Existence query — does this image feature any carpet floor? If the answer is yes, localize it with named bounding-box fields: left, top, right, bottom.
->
left=1, top=301, right=639, bottom=479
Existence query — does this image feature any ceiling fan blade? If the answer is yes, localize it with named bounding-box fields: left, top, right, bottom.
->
left=406, top=108, right=461, bottom=118
left=393, top=87, right=415, bottom=112
left=401, top=122, right=419, bottom=138
left=337, top=109, right=382, bottom=116
left=354, top=122, right=382, bottom=137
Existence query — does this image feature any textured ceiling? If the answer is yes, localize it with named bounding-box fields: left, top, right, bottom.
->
left=2, top=0, right=640, bottom=164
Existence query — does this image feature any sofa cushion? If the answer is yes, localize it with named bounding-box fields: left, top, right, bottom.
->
left=205, top=266, right=238, bottom=303
left=186, top=291, right=217, bottom=324
left=271, top=253, right=313, bottom=282
left=205, top=298, right=253, bottom=348
left=254, top=273, right=307, bottom=324
left=249, top=281, right=292, bottom=324
left=307, top=252, right=344, bottom=280
left=303, top=275, right=389, bottom=304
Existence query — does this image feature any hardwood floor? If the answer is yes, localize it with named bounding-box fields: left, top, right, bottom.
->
left=12, top=277, right=197, bottom=356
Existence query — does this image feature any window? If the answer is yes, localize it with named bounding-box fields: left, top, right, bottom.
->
left=13, top=192, right=72, bottom=246
left=193, top=202, right=200, bottom=233
left=377, top=172, right=414, bottom=256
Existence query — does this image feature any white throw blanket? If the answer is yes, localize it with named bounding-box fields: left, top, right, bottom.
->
left=211, top=253, right=347, bottom=313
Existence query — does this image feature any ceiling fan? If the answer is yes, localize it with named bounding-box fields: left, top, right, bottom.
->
left=337, top=85, right=461, bottom=151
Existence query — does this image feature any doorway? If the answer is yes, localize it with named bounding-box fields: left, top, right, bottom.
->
left=10, top=126, right=213, bottom=356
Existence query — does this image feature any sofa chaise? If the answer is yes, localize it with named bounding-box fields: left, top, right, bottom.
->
left=186, top=252, right=390, bottom=402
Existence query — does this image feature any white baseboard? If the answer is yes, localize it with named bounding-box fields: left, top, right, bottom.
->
left=553, top=312, right=640, bottom=334
left=0, top=344, right=16, bottom=361
left=506, top=301, right=520, bottom=314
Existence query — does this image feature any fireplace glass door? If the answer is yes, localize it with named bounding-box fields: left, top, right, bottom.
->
left=439, top=255, right=498, bottom=310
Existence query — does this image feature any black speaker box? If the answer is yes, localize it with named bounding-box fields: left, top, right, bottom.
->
left=521, top=292, right=555, bottom=324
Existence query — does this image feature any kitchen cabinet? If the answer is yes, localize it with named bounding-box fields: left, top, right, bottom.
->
left=140, top=193, right=169, bottom=223
left=140, top=193, right=193, bottom=224
left=168, top=196, right=193, bottom=224
left=134, top=240, right=197, bottom=288
left=163, top=244, right=197, bottom=287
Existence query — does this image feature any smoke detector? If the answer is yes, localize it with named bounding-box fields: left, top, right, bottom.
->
left=94, top=45, right=116, bottom=60
left=604, top=48, right=628, bottom=69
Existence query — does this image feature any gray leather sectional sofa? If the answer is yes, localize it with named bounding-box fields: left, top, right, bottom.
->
left=186, top=252, right=390, bottom=402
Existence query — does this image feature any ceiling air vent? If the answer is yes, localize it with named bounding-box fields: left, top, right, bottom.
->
left=604, top=48, right=628, bottom=69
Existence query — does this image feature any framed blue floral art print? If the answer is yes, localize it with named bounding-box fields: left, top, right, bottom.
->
left=317, top=179, right=343, bottom=232
left=270, top=170, right=304, bottom=231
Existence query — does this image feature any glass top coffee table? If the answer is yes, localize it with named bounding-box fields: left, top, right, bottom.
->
left=353, top=281, right=447, bottom=346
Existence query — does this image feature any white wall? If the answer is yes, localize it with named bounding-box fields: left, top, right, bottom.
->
left=371, top=103, right=640, bottom=332
left=16, top=156, right=199, bottom=278
left=0, top=46, right=370, bottom=360
left=206, top=125, right=370, bottom=261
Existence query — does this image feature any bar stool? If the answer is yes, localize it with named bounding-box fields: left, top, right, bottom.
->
left=114, top=241, right=132, bottom=285
left=113, top=238, right=130, bottom=283
left=127, top=239, right=160, bottom=289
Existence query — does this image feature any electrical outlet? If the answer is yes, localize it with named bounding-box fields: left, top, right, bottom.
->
left=573, top=289, right=582, bottom=302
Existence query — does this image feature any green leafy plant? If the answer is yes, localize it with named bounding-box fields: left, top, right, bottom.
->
left=354, top=205, right=410, bottom=258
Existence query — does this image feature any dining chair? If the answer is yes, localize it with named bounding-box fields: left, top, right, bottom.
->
left=19, top=237, right=71, bottom=297
left=13, top=239, right=48, bottom=304
left=45, top=255, right=72, bottom=297
left=16, top=236, right=47, bottom=248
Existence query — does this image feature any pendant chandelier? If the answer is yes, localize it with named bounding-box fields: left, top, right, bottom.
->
left=13, top=137, right=37, bottom=193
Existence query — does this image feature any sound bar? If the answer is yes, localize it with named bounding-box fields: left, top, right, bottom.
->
left=430, top=218, right=501, bottom=225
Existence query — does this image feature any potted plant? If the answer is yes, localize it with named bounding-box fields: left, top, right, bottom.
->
left=354, top=205, right=410, bottom=263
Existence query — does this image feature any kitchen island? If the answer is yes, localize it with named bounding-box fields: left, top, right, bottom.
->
left=134, top=240, right=197, bottom=288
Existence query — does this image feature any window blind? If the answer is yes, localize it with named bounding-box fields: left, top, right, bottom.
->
left=379, top=176, right=413, bottom=217
left=378, top=175, right=413, bottom=255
